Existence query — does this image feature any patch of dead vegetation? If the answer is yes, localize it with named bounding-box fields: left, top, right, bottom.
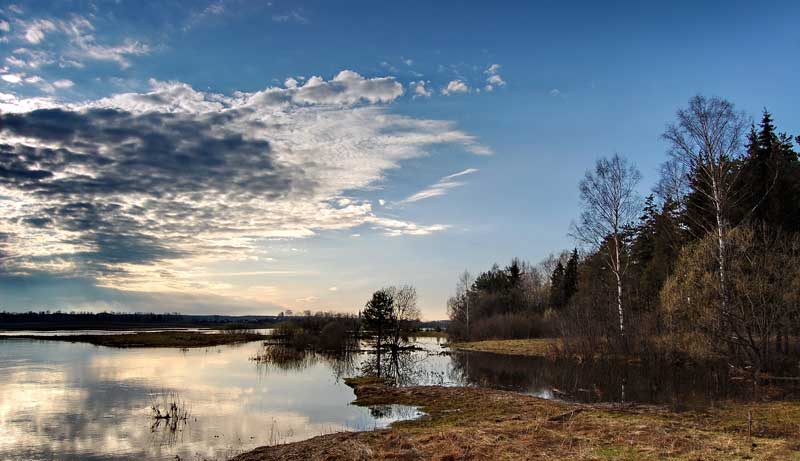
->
left=447, top=338, right=561, bottom=357
left=231, top=380, right=800, bottom=461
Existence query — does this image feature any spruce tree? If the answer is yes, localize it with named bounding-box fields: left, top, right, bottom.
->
left=549, top=261, right=565, bottom=309
left=562, top=249, right=579, bottom=305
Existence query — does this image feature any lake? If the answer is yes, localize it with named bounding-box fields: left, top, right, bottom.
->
left=0, top=335, right=786, bottom=460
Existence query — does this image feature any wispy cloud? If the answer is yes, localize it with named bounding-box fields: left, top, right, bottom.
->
left=398, top=168, right=479, bottom=204
left=7, top=15, right=150, bottom=69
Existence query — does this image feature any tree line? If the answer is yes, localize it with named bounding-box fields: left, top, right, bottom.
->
left=448, top=95, right=800, bottom=372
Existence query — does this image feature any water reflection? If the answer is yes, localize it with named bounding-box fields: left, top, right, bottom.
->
left=447, top=351, right=791, bottom=407
left=0, top=338, right=419, bottom=461
left=2, top=335, right=795, bottom=461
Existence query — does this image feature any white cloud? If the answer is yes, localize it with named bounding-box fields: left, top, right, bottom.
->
left=295, top=296, right=319, bottom=303
left=549, top=88, right=561, bottom=97
left=23, top=19, right=56, bottom=44
left=1, top=73, right=23, bottom=83
left=16, top=16, right=149, bottom=69
left=7, top=48, right=55, bottom=68
left=484, top=63, right=506, bottom=89
left=410, top=80, right=431, bottom=98
left=52, top=79, right=74, bottom=88
left=0, top=20, right=10, bottom=32
left=441, top=80, right=469, bottom=95
left=284, top=77, right=298, bottom=89
left=398, top=168, right=479, bottom=204
left=328, top=286, right=339, bottom=292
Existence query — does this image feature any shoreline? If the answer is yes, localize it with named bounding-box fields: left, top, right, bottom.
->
left=232, top=377, right=800, bottom=460
left=2, top=331, right=268, bottom=348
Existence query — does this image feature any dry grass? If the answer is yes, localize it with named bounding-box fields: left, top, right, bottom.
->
left=448, top=338, right=561, bottom=357
left=231, top=380, right=800, bottom=461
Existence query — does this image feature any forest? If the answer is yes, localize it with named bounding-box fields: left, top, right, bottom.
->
left=447, top=95, right=800, bottom=373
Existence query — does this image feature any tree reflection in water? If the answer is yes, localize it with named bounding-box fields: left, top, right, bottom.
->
left=448, top=351, right=764, bottom=407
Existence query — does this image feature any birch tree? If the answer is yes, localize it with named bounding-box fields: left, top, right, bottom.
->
left=572, top=154, right=641, bottom=338
left=662, top=95, right=747, bottom=321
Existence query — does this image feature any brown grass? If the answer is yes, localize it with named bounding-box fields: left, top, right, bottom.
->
left=448, top=338, right=561, bottom=357
left=232, top=380, right=800, bottom=461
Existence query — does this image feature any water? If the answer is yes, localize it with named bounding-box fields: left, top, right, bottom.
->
left=1, top=334, right=795, bottom=460
left=0, top=337, right=423, bottom=461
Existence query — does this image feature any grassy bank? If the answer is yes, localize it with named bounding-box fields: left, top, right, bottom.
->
left=448, top=338, right=560, bottom=357
left=6, top=331, right=267, bottom=348
left=233, top=378, right=800, bottom=460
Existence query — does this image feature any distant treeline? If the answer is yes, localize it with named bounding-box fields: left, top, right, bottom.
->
left=448, top=96, right=800, bottom=373
left=1, top=311, right=282, bottom=330
left=0, top=309, right=449, bottom=332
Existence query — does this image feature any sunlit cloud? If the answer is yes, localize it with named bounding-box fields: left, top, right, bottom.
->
left=0, top=71, right=488, bottom=308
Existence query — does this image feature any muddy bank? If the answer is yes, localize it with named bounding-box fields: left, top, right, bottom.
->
left=231, top=377, right=800, bottom=460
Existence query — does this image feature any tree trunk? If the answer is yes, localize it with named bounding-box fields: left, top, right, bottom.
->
left=613, top=234, right=625, bottom=338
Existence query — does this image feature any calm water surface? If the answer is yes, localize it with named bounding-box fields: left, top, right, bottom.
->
left=1, top=335, right=791, bottom=460
left=0, top=337, right=427, bottom=461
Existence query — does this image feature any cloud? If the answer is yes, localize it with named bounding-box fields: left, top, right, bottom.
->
left=12, top=15, right=150, bottom=69
left=295, top=295, right=318, bottom=303
left=484, top=63, right=506, bottom=92
left=0, top=71, right=488, bottom=301
left=272, top=11, right=309, bottom=24
left=52, top=79, right=74, bottom=88
left=410, top=81, right=431, bottom=98
left=398, top=168, right=479, bottom=204
left=1, top=73, right=23, bottom=83
left=23, top=19, right=56, bottom=44
left=549, top=88, right=561, bottom=97
left=441, top=80, right=469, bottom=95
left=0, top=20, right=10, bottom=32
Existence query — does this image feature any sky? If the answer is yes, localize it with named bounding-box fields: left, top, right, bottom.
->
left=0, top=0, right=798, bottom=319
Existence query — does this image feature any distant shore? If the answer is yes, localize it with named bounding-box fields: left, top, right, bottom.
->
left=232, top=376, right=800, bottom=460
left=3, top=331, right=268, bottom=348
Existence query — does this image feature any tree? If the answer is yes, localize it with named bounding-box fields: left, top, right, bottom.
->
left=388, top=285, right=420, bottom=350
left=738, top=110, right=800, bottom=232
left=549, top=261, right=565, bottom=308
left=446, top=270, right=473, bottom=340
left=661, top=224, right=800, bottom=371
left=571, top=154, right=641, bottom=339
left=362, top=289, right=395, bottom=352
left=562, top=249, right=580, bottom=305
left=662, top=95, right=748, bottom=328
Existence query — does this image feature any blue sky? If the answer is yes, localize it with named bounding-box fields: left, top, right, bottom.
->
left=0, top=0, right=798, bottom=318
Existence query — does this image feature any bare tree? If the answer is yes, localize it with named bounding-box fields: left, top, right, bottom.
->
left=571, top=154, right=641, bottom=338
left=662, top=95, right=748, bottom=319
left=388, top=285, right=420, bottom=350
left=446, top=270, right=473, bottom=340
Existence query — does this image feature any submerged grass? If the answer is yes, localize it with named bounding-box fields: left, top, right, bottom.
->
left=9, top=331, right=267, bottom=348
left=232, top=379, right=800, bottom=460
